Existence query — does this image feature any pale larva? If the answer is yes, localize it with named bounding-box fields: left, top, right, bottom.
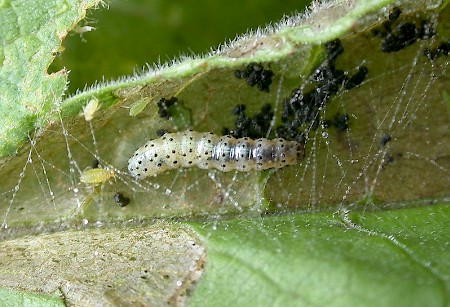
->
left=128, top=130, right=304, bottom=180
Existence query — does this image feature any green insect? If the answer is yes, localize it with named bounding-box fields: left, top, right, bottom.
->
left=80, top=168, right=115, bottom=185
left=82, top=97, right=100, bottom=122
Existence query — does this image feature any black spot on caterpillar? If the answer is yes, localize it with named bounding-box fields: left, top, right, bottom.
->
left=128, top=130, right=305, bottom=179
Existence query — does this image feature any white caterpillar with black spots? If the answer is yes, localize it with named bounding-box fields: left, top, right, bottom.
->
left=128, top=130, right=304, bottom=179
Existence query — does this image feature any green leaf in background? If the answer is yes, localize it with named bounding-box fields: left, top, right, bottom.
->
left=0, top=0, right=449, bottom=305
left=50, top=0, right=310, bottom=94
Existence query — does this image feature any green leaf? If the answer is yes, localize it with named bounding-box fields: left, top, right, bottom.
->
left=189, top=204, right=450, bottom=306
left=0, top=0, right=101, bottom=156
left=0, top=287, right=64, bottom=307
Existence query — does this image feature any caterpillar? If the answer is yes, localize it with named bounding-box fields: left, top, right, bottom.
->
left=128, top=130, right=304, bottom=180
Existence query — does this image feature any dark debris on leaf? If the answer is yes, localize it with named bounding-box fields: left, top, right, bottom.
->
left=372, top=8, right=436, bottom=53
left=223, top=103, right=274, bottom=139
left=91, top=159, right=100, bottom=169
left=275, top=39, right=361, bottom=140
left=157, top=97, right=178, bottom=119
left=343, top=66, right=368, bottom=90
left=225, top=39, right=367, bottom=142
left=324, top=113, right=350, bottom=132
left=424, top=39, right=450, bottom=60
left=388, top=7, right=402, bottom=21
left=380, top=133, right=392, bottom=146
left=113, top=192, right=130, bottom=207
left=234, top=63, right=274, bottom=92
